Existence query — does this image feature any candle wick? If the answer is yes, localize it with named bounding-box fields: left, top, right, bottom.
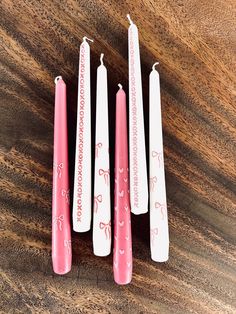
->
left=118, top=83, right=123, bottom=90
left=127, top=14, right=133, bottom=25
left=152, top=62, right=159, bottom=71
left=100, top=53, right=104, bottom=65
left=83, top=36, right=94, bottom=43
left=54, top=76, right=62, bottom=84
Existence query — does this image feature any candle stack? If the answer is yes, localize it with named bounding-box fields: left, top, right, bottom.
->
left=52, top=14, right=169, bottom=284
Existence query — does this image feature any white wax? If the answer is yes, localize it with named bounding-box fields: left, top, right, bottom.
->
left=128, top=15, right=148, bottom=215
left=93, top=54, right=111, bottom=256
left=149, top=65, right=169, bottom=262
left=73, top=37, right=92, bottom=232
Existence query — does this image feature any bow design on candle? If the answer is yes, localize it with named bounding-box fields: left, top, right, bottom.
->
left=149, top=176, right=157, bottom=191
left=93, top=194, right=103, bottom=213
left=152, top=151, right=163, bottom=168
left=54, top=162, right=63, bottom=178
left=155, top=202, right=166, bottom=220
left=151, top=228, right=158, bottom=246
left=99, top=221, right=111, bottom=240
left=95, top=142, right=103, bottom=158
left=99, top=169, right=110, bottom=185
left=53, top=214, right=64, bottom=231
left=61, top=189, right=70, bottom=204
left=64, top=239, right=72, bottom=255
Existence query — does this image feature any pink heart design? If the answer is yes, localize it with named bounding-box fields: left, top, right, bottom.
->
left=127, top=262, right=131, bottom=268
left=119, top=249, right=125, bottom=255
left=125, top=236, right=129, bottom=241
left=118, top=190, right=124, bottom=197
left=114, top=261, right=118, bottom=268
left=124, top=205, right=129, bottom=211
left=119, top=221, right=124, bottom=227
left=119, top=168, right=124, bottom=173
left=123, top=178, right=128, bottom=183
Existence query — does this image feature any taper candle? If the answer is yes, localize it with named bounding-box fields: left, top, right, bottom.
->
left=93, top=54, right=111, bottom=256
left=52, top=76, right=72, bottom=274
left=113, top=84, right=132, bottom=285
left=127, top=14, right=148, bottom=215
left=73, top=36, right=93, bottom=232
left=149, top=62, right=169, bottom=262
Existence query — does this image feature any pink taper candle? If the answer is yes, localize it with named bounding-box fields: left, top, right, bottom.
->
left=113, top=84, right=132, bottom=285
left=52, top=76, right=72, bottom=275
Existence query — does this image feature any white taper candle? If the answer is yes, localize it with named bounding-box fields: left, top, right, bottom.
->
left=73, top=36, right=93, bottom=232
left=149, top=62, right=169, bottom=262
left=93, top=53, right=111, bottom=256
left=127, top=14, right=148, bottom=215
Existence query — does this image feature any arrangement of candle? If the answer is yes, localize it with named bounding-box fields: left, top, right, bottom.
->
left=52, top=14, right=169, bottom=284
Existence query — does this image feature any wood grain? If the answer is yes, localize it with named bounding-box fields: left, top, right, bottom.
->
left=1, top=0, right=236, bottom=313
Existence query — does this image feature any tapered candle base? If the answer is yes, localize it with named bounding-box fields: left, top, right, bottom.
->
left=52, top=255, right=72, bottom=275
left=114, top=270, right=132, bottom=285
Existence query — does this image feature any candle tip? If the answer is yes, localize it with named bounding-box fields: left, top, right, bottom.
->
left=100, top=53, right=104, bottom=65
left=127, top=14, right=133, bottom=25
left=54, top=76, right=62, bottom=84
left=118, top=83, right=123, bottom=90
left=83, top=36, right=94, bottom=43
left=152, top=62, right=159, bottom=71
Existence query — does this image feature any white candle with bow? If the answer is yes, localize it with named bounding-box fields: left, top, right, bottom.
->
left=93, top=53, right=111, bottom=256
left=73, top=36, right=93, bottom=232
left=127, top=14, right=148, bottom=215
left=149, top=62, right=169, bottom=262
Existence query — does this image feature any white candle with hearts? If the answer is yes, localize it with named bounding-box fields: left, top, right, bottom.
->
left=93, top=53, right=111, bottom=256
left=73, top=36, right=93, bottom=232
left=149, top=62, right=169, bottom=262
left=127, top=14, right=148, bottom=215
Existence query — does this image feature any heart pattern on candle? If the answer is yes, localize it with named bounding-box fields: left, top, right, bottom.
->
left=95, top=142, right=103, bottom=158
left=118, top=167, right=124, bottom=173
left=64, top=239, right=72, bottom=255
left=149, top=176, right=157, bottom=191
left=54, top=162, right=63, bottom=179
left=154, top=202, right=166, bottom=220
left=53, top=214, right=64, bottom=231
left=119, top=221, right=124, bottom=227
left=119, top=249, right=125, bottom=255
left=99, top=221, right=111, bottom=240
left=61, top=189, right=70, bottom=204
left=93, top=194, right=103, bottom=213
left=118, top=190, right=124, bottom=197
left=150, top=228, right=158, bottom=246
left=152, top=151, right=163, bottom=168
left=99, top=168, right=110, bottom=185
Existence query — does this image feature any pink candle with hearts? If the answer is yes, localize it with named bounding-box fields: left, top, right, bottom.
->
left=113, top=84, right=132, bottom=285
left=52, top=76, right=72, bottom=274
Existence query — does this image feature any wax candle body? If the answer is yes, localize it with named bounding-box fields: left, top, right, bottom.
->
left=113, top=85, right=132, bottom=285
left=127, top=15, right=148, bottom=215
left=93, top=54, right=111, bottom=256
left=149, top=64, right=169, bottom=262
left=73, top=37, right=92, bottom=232
left=52, top=77, right=72, bottom=274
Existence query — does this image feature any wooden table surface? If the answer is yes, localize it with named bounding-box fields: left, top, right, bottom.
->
left=1, top=0, right=236, bottom=313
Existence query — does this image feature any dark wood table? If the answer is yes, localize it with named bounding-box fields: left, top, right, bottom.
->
left=1, top=1, right=236, bottom=313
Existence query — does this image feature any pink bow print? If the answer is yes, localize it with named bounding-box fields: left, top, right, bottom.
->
left=99, top=169, right=110, bottom=185
left=155, top=202, right=166, bottom=220
left=62, top=189, right=70, bottom=204
left=149, top=176, right=157, bottom=191
left=64, top=239, right=72, bottom=255
left=53, top=214, right=64, bottom=231
left=95, top=142, right=103, bottom=158
left=94, top=194, right=102, bottom=213
left=152, top=151, right=163, bottom=168
left=99, top=221, right=111, bottom=240
left=151, top=228, right=158, bottom=246
left=54, top=162, right=63, bottom=178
